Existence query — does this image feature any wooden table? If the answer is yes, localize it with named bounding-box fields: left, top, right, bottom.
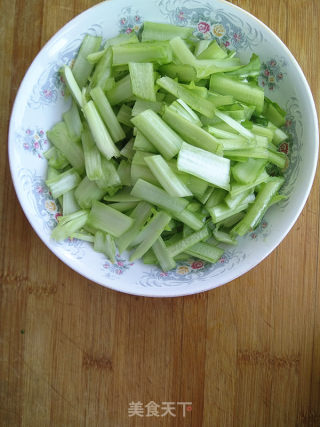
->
left=1, top=1, right=319, bottom=425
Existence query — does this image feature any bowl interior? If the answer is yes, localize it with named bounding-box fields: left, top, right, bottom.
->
left=9, top=0, right=318, bottom=297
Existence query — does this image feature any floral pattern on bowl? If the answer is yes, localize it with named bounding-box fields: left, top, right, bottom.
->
left=119, top=7, right=143, bottom=34
left=259, top=57, right=287, bottom=91
left=158, top=0, right=264, bottom=49
left=27, top=24, right=104, bottom=109
left=103, top=255, right=135, bottom=278
left=18, top=128, right=49, bottom=158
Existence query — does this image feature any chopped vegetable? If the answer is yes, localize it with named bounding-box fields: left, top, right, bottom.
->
left=45, top=21, right=289, bottom=271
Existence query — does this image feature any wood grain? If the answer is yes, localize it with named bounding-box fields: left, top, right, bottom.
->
left=0, top=1, right=319, bottom=426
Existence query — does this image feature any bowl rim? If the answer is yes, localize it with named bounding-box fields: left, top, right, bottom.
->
left=8, top=0, right=319, bottom=297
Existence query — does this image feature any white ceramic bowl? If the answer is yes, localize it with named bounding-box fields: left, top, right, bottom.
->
left=9, top=0, right=318, bottom=297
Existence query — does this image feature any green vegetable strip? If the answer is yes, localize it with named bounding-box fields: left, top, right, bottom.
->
left=210, top=74, right=264, bottom=114
left=61, top=66, right=83, bottom=107
left=224, top=189, right=251, bottom=210
left=112, top=42, right=172, bottom=66
left=157, top=76, right=216, bottom=118
left=251, top=123, right=274, bottom=142
left=267, top=149, right=288, bottom=169
left=212, top=230, right=237, bottom=245
left=51, top=210, right=89, bottom=241
left=131, top=163, right=159, bottom=186
left=230, top=170, right=270, bottom=198
left=131, top=150, right=157, bottom=165
left=167, top=160, right=209, bottom=196
left=46, top=168, right=81, bottom=199
left=131, top=179, right=188, bottom=215
left=132, top=150, right=156, bottom=166
left=169, top=37, right=196, bottom=66
left=158, top=63, right=197, bottom=83
left=209, top=201, right=249, bottom=224
left=133, top=131, right=157, bottom=153
left=63, top=101, right=83, bottom=142
left=120, top=139, right=135, bottom=160
left=70, top=231, right=95, bottom=242
left=255, top=135, right=270, bottom=148
left=102, top=185, right=120, bottom=197
left=268, top=122, right=288, bottom=145
left=168, top=227, right=209, bottom=257
left=165, top=233, right=183, bottom=247
left=187, top=201, right=201, bottom=212
left=214, top=111, right=255, bottom=140
left=205, top=188, right=227, bottom=209
left=87, top=201, right=134, bottom=237
left=90, top=47, right=113, bottom=91
left=108, top=201, right=138, bottom=212
left=81, top=124, right=103, bottom=181
left=171, top=208, right=204, bottom=231
left=182, top=224, right=194, bottom=238
left=211, top=122, right=239, bottom=134
left=95, top=157, right=121, bottom=190
left=117, top=160, right=132, bottom=185
left=62, top=189, right=80, bottom=215
left=186, top=242, right=224, bottom=263
left=94, top=231, right=116, bottom=263
left=207, top=92, right=234, bottom=107
left=171, top=99, right=202, bottom=127
left=206, top=126, right=246, bottom=142
left=177, top=142, right=230, bottom=190
left=129, top=62, right=156, bottom=102
left=263, top=98, right=286, bottom=127
left=162, top=107, right=221, bottom=154
left=117, top=104, right=133, bottom=127
left=216, top=212, right=245, bottom=229
left=194, top=40, right=211, bottom=57
left=219, top=104, right=255, bottom=122
left=142, top=251, right=190, bottom=264
left=224, top=147, right=287, bottom=169
left=142, top=21, right=193, bottom=41
left=197, top=40, right=228, bottom=60
left=130, top=212, right=168, bottom=247
left=105, top=32, right=139, bottom=48
left=231, top=159, right=267, bottom=185
left=267, top=193, right=288, bottom=208
left=87, top=49, right=106, bottom=64
left=47, top=166, right=60, bottom=180
left=129, top=211, right=172, bottom=261
left=72, top=35, right=102, bottom=88
left=144, top=155, right=192, bottom=197
left=90, top=86, right=126, bottom=142
left=106, top=74, right=133, bottom=106
left=194, top=58, right=243, bottom=79
left=206, top=126, right=250, bottom=150
left=232, top=177, right=285, bottom=235
left=115, top=202, right=152, bottom=253
left=181, top=81, right=208, bottom=98
left=82, top=100, right=120, bottom=159
left=131, top=109, right=183, bottom=159
left=152, top=237, right=176, bottom=272
left=104, top=189, right=141, bottom=203
left=44, top=146, right=69, bottom=170
left=47, top=121, right=85, bottom=174
left=225, top=53, right=261, bottom=78
left=132, top=99, right=163, bottom=116
left=209, top=138, right=250, bottom=151
left=74, top=176, right=106, bottom=209
left=196, top=187, right=214, bottom=205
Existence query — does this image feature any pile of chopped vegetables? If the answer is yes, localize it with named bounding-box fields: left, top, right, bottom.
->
left=45, top=21, right=289, bottom=271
